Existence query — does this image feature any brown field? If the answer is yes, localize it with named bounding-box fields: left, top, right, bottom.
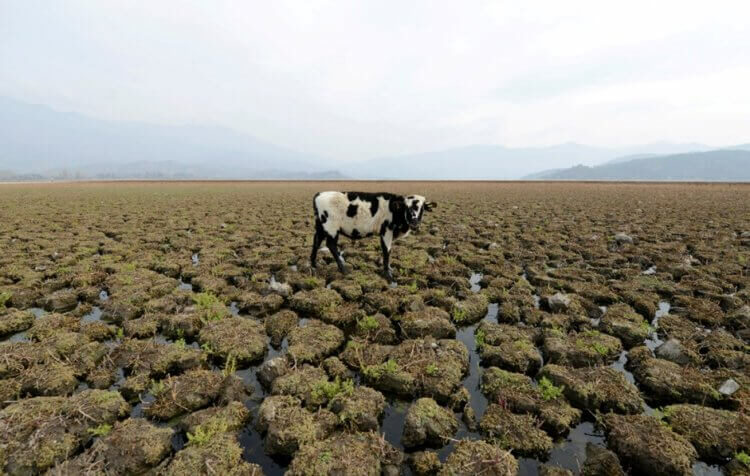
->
left=1, top=181, right=749, bottom=475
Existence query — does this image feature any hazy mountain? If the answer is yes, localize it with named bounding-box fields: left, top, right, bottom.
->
left=526, top=150, right=750, bottom=181
left=1, top=97, right=744, bottom=181
left=602, top=153, right=659, bottom=165
left=0, top=96, right=341, bottom=179
left=343, top=142, right=716, bottom=180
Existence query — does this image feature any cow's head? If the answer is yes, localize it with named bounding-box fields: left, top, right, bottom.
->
left=404, top=195, right=437, bottom=229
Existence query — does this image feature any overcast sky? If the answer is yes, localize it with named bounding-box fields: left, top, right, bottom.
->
left=2, top=1, right=749, bottom=161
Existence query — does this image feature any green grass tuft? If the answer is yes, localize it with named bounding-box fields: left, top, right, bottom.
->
left=538, top=376, right=564, bottom=401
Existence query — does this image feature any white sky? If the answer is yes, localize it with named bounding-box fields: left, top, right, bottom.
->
left=1, top=0, right=749, bottom=160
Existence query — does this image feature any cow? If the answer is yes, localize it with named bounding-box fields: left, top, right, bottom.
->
left=310, top=191, right=437, bottom=280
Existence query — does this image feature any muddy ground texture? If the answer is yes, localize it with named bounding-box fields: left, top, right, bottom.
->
left=1, top=181, right=749, bottom=476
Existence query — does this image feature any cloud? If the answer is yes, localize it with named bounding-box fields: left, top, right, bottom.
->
left=1, top=0, right=748, bottom=160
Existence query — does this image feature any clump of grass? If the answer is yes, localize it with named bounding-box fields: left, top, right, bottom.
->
left=192, top=292, right=227, bottom=321
left=150, top=379, right=166, bottom=396
left=591, top=342, right=609, bottom=356
left=0, top=291, right=12, bottom=308
left=222, top=353, right=237, bottom=377
left=425, top=363, right=440, bottom=376
left=304, top=277, right=322, bottom=288
left=174, top=338, right=186, bottom=349
left=87, top=423, right=112, bottom=437
left=116, top=327, right=124, bottom=340
left=363, top=359, right=400, bottom=380
left=193, top=291, right=221, bottom=309
left=736, top=451, right=750, bottom=467
left=187, top=419, right=230, bottom=446
left=357, top=315, right=380, bottom=332
left=312, top=376, right=354, bottom=401
left=538, top=376, right=564, bottom=401
left=475, top=329, right=486, bottom=350
left=452, top=305, right=467, bottom=323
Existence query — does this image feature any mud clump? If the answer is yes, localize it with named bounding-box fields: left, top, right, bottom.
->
left=51, top=417, right=173, bottom=474
left=543, top=329, right=622, bottom=367
left=410, top=450, right=442, bottom=475
left=352, top=313, right=398, bottom=344
left=287, top=319, right=345, bottom=364
left=179, top=400, right=252, bottom=434
left=362, top=338, right=468, bottom=403
left=112, top=338, right=203, bottom=381
left=258, top=356, right=291, bottom=389
left=402, top=397, right=459, bottom=448
left=265, top=309, right=299, bottom=346
left=479, top=403, right=553, bottom=457
left=289, top=288, right=343, bottom=318
left=0, top=389, right=129, bottom=475
left=43, top=289, right=79, bottom=312
left=440, top=439, right=518, bottom=475
left=26, top=313, right=80, bottom=340
left=539, top=364, right=644, bottom=414
left=271, top=364, right=329, bottom=407
left=328, top=385, right=386, bottom=431
left=539, top=465, right=573, bottom=476
left=288, top=431, right=403, bottom=476
left=599, top=303, right=649, bottom=348
left=81, top=320, right=117, bottom=341
left=451, top=293, right=489, bottom=324
left=401, top=306, right=456, bottom=339
left=162, top=431, right=264, bottom=475
left=582, top=443, right=625, bottom=476
left=0, top=309, right=34, bottom=337
left=257, top=395, right=337, bottom=456
left=145, top=369, right=235, bottom=420
left=626, top=346, right=723, bottom=406
left=602, top=413, right=697, bottom=476
left=476, top=322, right=542, bottom=375
left=198, top=316, right=268, bottom=366
left=662, top=403, right=750, bottom=461
left=239, top=291, right=284, bottom=316
left=481, top=366, right=581, bottom=435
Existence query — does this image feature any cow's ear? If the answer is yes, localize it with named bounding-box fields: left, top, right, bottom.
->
left=424, top=201, right=437, bottom=212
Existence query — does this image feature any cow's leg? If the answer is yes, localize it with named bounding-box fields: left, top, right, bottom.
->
left=310, top=220, right=325, bottom=270
left=380, top=229, right=394, bottom=281
left=326, top=235, right=347, bottom=274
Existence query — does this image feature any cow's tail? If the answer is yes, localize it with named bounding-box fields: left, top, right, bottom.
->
left=312, top=192, right=320, bottom=221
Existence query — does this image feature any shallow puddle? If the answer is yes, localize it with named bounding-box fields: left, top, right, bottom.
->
left=82, top=306, right=102, bottom=323
left=177, top=279, right=193, bottom=291
left=644, top=300, right=670, bottom=350
left=469, top=272, right=482, bottom=292
left=610, top=350, right=635, bottom=384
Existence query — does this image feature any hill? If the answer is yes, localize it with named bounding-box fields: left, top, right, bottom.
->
left=0, top=97, right=341, bottom=180
left=527, top=150, right=750, bottom=181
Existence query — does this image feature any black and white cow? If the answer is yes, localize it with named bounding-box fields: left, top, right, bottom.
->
left=310, top=191, right=436, bottom=280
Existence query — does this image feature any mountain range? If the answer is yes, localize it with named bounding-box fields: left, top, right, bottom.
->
left=523, top=149, right=750, bottom=181
left=1, top=96, right=748, bottom=181
left=0, top=96, right=340, bottom=180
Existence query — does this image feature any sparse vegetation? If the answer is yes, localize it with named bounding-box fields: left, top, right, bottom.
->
left=1, top=181, right=748, bottom=474
left=87, top=423, right=113, bottom=437
left=357, top=315, right=380, bottom=332
left=538, top=376, right=564, bottom=401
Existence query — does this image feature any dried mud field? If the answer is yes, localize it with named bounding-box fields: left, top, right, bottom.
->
left=1, top=181, right=749, bottom=476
